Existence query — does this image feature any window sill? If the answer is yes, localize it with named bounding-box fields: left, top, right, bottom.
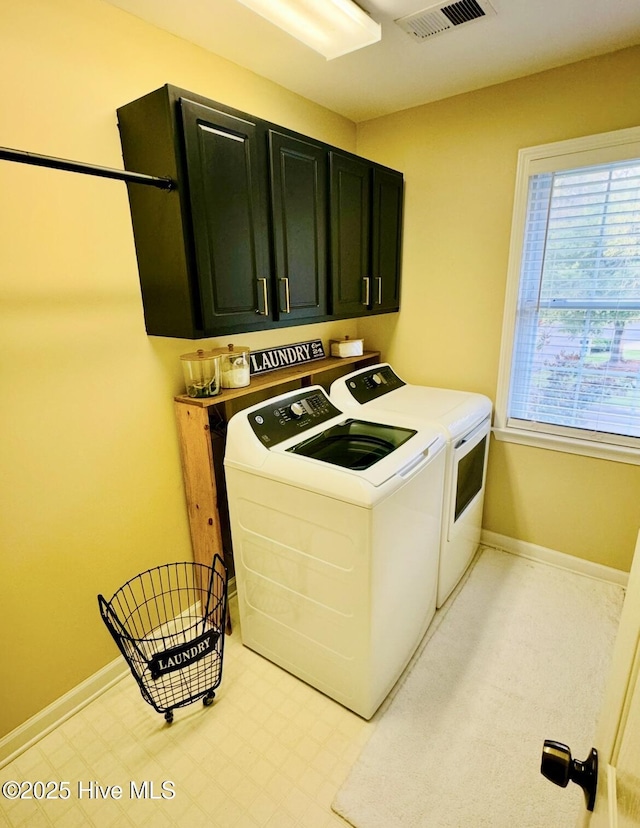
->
left=492, top=426, right=640, bottom=466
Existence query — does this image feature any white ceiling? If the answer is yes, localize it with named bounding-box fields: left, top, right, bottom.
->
left=104, top=0, right=640, bottom=122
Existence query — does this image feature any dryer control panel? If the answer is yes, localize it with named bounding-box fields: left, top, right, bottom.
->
left=249, top=390, right=342, bottom=447
left=344, top=365, right=405, bottom=405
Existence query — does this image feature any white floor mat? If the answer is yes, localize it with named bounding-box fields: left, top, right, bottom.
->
left=332, top=547, right=624, bottom=828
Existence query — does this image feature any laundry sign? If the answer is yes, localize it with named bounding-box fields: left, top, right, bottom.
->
left=249, top=339, right=325, bottom=375
left=148, top=627, right=220, bottom=680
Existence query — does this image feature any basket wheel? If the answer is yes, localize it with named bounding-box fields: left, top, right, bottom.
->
left=164, top=710, right=174, bottom=724
left=203, top=691, right=215, bottom=707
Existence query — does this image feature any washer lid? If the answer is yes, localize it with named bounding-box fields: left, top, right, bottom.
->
left=331, top=363, right=492, bottom=440
left=286, top=418, right=417, bottom=471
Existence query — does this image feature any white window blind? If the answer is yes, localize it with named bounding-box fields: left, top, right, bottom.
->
left=508, top=158, right=640, bottom=445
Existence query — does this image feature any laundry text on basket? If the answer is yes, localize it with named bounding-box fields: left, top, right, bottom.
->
left=149, top=627, right=220, bottom=680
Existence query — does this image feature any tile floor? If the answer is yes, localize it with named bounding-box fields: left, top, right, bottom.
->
left=0, top=594, right=373, bottom=827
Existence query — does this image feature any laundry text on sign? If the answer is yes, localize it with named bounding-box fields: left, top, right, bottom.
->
left=249, top=339, right=325, bottom=375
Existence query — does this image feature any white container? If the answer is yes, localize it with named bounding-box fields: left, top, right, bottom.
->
left=220, top=344, right=251, bottom=388
left=330, top=336, right=364, bottom=358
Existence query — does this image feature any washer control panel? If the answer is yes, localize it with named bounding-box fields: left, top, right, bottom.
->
left=249, top=389, right=342, bottom=446
left=344, top=365, right=405, bottom=405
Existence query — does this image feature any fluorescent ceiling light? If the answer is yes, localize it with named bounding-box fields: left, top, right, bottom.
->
left=236, top=0, right=382, bottom=60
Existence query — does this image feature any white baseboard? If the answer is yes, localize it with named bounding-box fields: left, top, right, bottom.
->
left=481, top=530, right=629, bottom=587
left=0, top=658, right=128, bottom=769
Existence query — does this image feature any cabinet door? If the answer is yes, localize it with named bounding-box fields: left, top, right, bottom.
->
left=372, top=167, right=403, bottom=312
left=329, top=152, right=371, bottom=316
left=180, top=98, right=273, bottom=334
left=269, top=131, right=327, bottom=321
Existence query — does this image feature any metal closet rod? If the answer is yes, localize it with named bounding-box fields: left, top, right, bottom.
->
left=0, top=146, right=176, bottom=190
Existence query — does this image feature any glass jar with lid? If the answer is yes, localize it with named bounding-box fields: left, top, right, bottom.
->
left=220, top=344, right=251, bottom=388
left=180, top=349, right=221, bottom=398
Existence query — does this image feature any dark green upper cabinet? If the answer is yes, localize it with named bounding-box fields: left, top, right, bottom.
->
left=329, top=153, right=371, bottom=317
left=117, top=84, right=403, bottom=339
left=118, top=86, right=199, bottom=338
left=268, top=131, right=327, bottom=322
left=180, top=99, right=272, bottom=333
left=372, top=166, right=403, bottom=313
left=330, top=152, right=403, bottom=318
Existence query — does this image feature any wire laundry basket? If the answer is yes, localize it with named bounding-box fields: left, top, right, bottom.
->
left=98, top=555, right=227, bottom=723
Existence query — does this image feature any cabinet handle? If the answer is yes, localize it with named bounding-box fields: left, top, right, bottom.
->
left=258, top=278, right=269, bottom=316
left=363, top=277, right=370, bottom=306
left=376, top=277, right=382, bottom=305
left=280, top=277, right=291, bottom=313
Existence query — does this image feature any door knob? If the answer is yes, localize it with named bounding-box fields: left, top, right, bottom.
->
left=540, top=740, right=598, bottom=811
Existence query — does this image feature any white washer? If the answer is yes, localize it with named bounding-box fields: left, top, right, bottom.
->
left=331, top=364, right=492, bottom=608
left=224, top=386, right=445, bottom=719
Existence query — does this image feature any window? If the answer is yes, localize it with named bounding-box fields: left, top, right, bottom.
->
left=495, top=127, right=640, bottom=464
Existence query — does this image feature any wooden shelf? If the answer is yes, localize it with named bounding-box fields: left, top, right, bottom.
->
left=174, top=351, right=381, bottom=408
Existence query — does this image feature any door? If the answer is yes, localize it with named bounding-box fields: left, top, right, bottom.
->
left=329, top=152, right=371, bottom=316
left=268, top=130, right=327, bottom=322
left=180, top=98, right=273, bottom=334
left=371, top=166, right=403, bottom=312
left=543, top=531, right=640, bottom=826
left=579, top=530, right=640, bottom=827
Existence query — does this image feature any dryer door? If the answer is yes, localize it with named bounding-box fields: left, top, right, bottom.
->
left=450, top=416, right=490, bottom=530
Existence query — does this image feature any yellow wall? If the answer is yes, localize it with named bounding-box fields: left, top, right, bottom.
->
left=3, top=0, right=640, bottom=740
left=0, top=0, right=358, bottom=737
left=356, top=46, right=640, bottom=572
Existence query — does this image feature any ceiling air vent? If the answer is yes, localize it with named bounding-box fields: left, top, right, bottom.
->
left=395, top=0, right=496, bottom=42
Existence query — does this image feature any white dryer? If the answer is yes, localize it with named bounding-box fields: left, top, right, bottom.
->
left=224, top=386, right=445, bottom=719
left=331, top=364, right=492, bottom=607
